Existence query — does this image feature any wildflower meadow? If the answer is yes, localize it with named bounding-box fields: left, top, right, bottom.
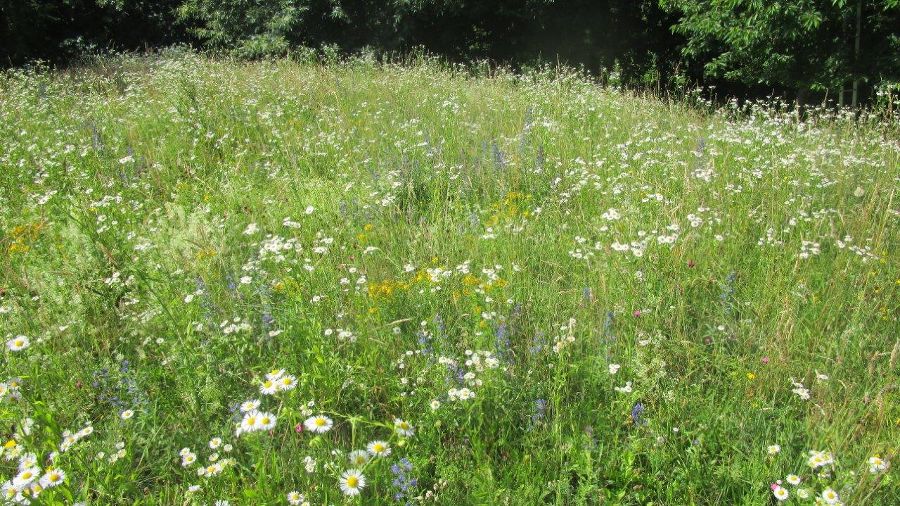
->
left=0, top=53, right=897, bottom=505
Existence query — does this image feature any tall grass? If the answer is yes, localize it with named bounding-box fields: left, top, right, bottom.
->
left=0, top=52, right=897, bottom=505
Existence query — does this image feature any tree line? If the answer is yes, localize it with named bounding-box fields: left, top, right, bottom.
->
left=2, top=0, right=898, bottom=105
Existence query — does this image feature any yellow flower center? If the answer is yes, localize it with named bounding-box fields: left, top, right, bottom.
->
left=346, top=476, right=358, bottom=488
left=374, top=444, right=384, bottom=452
left=315, top=418, right=325, bottom=426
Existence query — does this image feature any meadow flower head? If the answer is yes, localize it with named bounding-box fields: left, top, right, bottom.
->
left=265, top=369, right=285, bottom=381
left=304, top=415, right=333, bottom=433
left=260, top=379, right=279, bottom=395
left=18, top=453, right=37, bottom=470
left=868, top=455, right=889, bottom=473
left=614, top=381, right=632, bottom=393
left=791, top=379, right=811, bottom=400
left=287, top=491, right=304, bottom=505
left=6, top=336, right=29, bottom=352
left=203, top=462, right=225, bottom=476
left=339, top=469, right=366, bottom=496
left=820, top=487, right=840, bottom=504
left=120, top=409, right=134, bottom=420
left=1, top=482, right=17, bottom=501
left=278, top=375, right=297, bottom=391
left=240, top=399, right=260, bottom=412
left=367, top=440, right=391, bottom=457
left=12, top=467, right=39, bottom=488
left=394, top=418, right=414, bottom=437
left=807, top=450, right=834, bottom=469
left=630, top=402, right=645, bottom=425
left=772, top=485, right=789, bottom=501
left=767, top=444, right=781, bottom=455
left=258, top=412, right=277, bottom=430
left=786, top=474, right=801, bottom=485
left=348, top=450, right=370, bottom=466
left=238, top=412, right=260, bottom=434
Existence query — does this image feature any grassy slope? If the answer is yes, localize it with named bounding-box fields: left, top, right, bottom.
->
left=0, top=53, right=897, bottom=505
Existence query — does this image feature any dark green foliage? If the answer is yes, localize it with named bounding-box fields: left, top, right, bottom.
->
left=661, top=0, right=900, bottom=102
left=177, top=0, right=302, bottom=58
left=1, top=0, right=898, bottom=103
left=0, top=0, right=183, bottom=65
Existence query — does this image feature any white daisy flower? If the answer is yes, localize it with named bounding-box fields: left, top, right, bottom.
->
left=181, top=452, right=197, bottom=466
left=366, top=440, right=391, bottom=457
left=260, top=379, right=279, bottom=395
left=304, top=415, right=333, bottom=433
left=240, top=399, right=261, bottom=412
left=18, top=453, right=38, bottom=470
left=338, top=469, right=366, bottom=496
left=820, top=487, right=840, bottom=504
left=278, top=375, right=297, bottom=391
left=257, top=412, right=277, bottom=431
left=12, top=467, right=39, bottom=488
left=39, top=468, right=65, bottom=489
left=6, top=336, right=29, bottom=352
left=393, top=418, right=414, bottom=437
left=772, top=485, right=789, bottom=501
left=265, top=369, right=286, bottom=381
left=868, top=456, right=889, bottom=473
left=348, top=450, right=370, bottom=467
left=239, top=412, right=261, bottom=433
